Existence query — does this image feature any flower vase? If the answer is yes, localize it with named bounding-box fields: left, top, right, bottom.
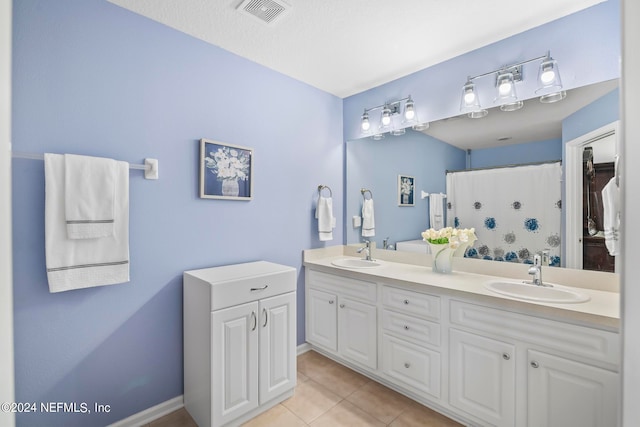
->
left=221, top=179, right=239, bottom=197
left=428, top=243, right=455, bottom=274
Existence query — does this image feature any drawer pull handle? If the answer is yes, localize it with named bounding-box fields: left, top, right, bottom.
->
left=530, top=361, right=539, bottom=369
left=403, top=299, right=410, bottom=305
left=502, top=353, right=510, bottom=361
left=340, top=304, right=345, bottom=308
left=250, top=285, right=269, bottom=291
left=404, top=362, right=411, bottom=368
left=250, top=311, right=257, bottom=331
left=403, top=325, right=410, bottom=331
left=329, top=300, right=334, bottom=304
left=262, top=308, right=268, bottom=327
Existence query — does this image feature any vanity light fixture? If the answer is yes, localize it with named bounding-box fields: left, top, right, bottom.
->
left=536, top=51, right=567, bottom=103
left=360, top=95, right=430, bottom=138
left=459, top=51, right=565, bottom=118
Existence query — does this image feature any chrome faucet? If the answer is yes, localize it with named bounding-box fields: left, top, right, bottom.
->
left=528, top=250, right=551, bottom=287
left=357, top=240, right=373, bottom=261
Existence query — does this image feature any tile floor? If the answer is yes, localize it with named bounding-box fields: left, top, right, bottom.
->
left=145, top=350, right=464, bottom=427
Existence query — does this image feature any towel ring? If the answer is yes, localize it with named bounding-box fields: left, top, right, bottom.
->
left=318, top=185, right=332, bottom=197
left=361, top=188, right=373, bottom=200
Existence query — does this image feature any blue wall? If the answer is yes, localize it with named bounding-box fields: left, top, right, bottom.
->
left=469, top=138, right=562, bottom=169
left=12, top=0, right=342, bottom=425
left=345, top=131, right=465, bottom=245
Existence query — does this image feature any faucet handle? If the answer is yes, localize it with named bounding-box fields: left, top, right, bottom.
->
left=540, top=249, right=550, bottom=266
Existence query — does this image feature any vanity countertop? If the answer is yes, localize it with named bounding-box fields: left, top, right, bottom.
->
left=303, top=247, right=620, bottom=331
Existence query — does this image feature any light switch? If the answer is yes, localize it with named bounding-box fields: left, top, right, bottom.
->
left=352, top=216, right=362, bottom=228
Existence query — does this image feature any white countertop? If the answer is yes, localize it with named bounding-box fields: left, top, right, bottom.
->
left=303, top=247, right=620, bottom=331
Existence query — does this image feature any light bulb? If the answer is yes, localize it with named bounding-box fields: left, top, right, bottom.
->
left=464, top=90, right=476, bottom=104
left=361, top=112, right=370, bottom=131
left=404, top=99, right=415, bottom=120
left=498, top=80, right=512, bottom=95
left=381, top=107, right=391, bottom=126
left=540, top=66, right=555, bottom=84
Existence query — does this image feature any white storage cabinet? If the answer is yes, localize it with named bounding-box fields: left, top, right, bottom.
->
left=184, top=261, right=297, bottom=427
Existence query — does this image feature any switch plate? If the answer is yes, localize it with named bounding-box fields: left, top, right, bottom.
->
left=352, top=216, right=362, bottom=228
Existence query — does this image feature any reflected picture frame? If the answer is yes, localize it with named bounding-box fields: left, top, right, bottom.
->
left=398, top=175, right=415, bottom=206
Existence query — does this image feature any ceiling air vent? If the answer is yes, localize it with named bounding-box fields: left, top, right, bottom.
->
left=236, top=0, right=291, bottom=25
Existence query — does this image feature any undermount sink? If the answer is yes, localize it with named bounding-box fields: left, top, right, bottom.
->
left=485, top=279, right=590, bottom=303
left=331, top=258, right=382, bottom=269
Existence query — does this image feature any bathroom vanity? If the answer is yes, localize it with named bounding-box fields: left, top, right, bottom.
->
left=303, top=247, right=619, bottom=427
left=183, top=261, right=297, bottom=427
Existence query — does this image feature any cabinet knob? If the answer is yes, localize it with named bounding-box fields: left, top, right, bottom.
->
left=404, top=325, right=410, bottom=331
left=404, top=362, right=411, bottom=368
left=530, top=361, right=540, bottom=368
left=339, top=304, right=345, bottom=308
left=329, top=300, right=334, bottom=304
left=403, top=299, right=410, bottom=305
left=502, top=353, right=510, bottom=361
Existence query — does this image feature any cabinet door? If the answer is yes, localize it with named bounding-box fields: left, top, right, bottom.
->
left=211, top=301, right=259, bottom=426
left=449, top=329, right=515, bottom=427
left=307, top=288, right=337, bottom=351
left=259, top=292, right=296, bottom=404
left=338, top=297, right=377, bottom=369
left=528, top=350, right=619, bottom=427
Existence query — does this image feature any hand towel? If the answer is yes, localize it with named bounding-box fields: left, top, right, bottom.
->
left=315, top=196, right=335, bottom=241
left=362, top=198, right=375, bottom=237
left=602, top=177, right=619, bottom=256
left=45, top=154, right=130, bottom=292
left=429, top=193, right=445, bottom=230
left=64, top=154, right=116, bottom=239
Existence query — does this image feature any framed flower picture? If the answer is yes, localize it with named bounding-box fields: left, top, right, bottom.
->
left=398, top=175, right=415, bottom=206
left=200, top=139, right=253, bottom=200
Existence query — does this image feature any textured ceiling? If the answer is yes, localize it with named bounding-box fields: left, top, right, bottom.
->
left=107, top=0, right=604, bottom=98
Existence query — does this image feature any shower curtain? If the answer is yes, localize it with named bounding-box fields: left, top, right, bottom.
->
left=446, top=162, right=562, bottom=266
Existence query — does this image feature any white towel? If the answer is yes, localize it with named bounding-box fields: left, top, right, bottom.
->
left=429, top=193, right=445, bottom=229
left=45, top=154, right=130, bottom=292
left=315, top=196, right=335, bottom=241
left=362, top=198, right=375, bottom=237
left=602, top=177, right=619, bottom=256
left=64, top=154, right=117, bottom=239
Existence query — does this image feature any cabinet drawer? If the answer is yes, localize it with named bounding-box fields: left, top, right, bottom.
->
left=382, top=334, right=441, bottom=399
left=382, top=286, right=440, bottom=320
left=307, top=270, right=376, bottom=303
left=450, top=300, right=620, bottom=365
left=382, top=309, right=440, bottom=347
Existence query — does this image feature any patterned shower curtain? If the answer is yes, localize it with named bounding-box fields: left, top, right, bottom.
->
left=446, top=162, right=562, bottom=266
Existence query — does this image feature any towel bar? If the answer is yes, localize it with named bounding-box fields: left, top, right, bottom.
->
left=11, top=152, right=159, bottom=180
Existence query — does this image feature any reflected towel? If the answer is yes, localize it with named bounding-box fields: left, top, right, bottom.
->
left=45, top=153, right=130, bottom=292
left=64, top=154, right=117, bottom=239
left=315, top=196, right=335, bottom=241
left=602, top=177, right=619, bottom=256
left=429, top=193, right=445, bottom=229
left=362, top=198, right=375, bottom=237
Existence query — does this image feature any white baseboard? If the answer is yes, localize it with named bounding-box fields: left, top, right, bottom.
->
left=107, top=395, right=183, bottom=427
left=297, top=342, right=311, bottom=355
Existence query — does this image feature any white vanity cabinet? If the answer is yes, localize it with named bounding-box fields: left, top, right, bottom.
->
left=449, top=300, right=620, bottom=427
left=303, top=259, right=619, bottom=427
left=380, top=286, right=442, bottom=399
left=305, top=270, right=377, bottom=370
left=184, top=262, right=297, bottom=427
left=449, top=328, right=516, bottom=426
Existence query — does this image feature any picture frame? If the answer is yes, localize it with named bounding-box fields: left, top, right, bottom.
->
left=200, top=138, right=253, bottom=200
left=398, top=175, right=415, bottom=206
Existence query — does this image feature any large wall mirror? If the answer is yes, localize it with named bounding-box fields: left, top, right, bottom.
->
left=346, top=78, right=619, bottom=272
